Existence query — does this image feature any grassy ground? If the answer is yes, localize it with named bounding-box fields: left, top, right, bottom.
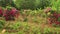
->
left=0, top=10, right=60, bottom=34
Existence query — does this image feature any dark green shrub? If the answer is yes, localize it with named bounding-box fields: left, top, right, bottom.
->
left=0, top=0, right=16, bottom=7
left=15, top=0, right=35, bottom=10
left=37, top=0, right=52, bottom=9
left=15, top=0, right=51, bottom=10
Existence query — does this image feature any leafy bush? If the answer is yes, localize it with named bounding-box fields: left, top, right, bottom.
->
left=14, top=0, right=35, bottom=10
left=3, top=7, right=19, bottom=21
left=36, top=0, right=52, bottom=9
left=45, top=7, right=60, bottom=26
left=14, top=0, right=51, bottom=10
left=51, top=0, right=60, bottom=12
left=0, top=0, right=16, bottom=7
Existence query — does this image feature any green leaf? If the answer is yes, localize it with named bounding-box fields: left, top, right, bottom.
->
left=58, top=17, right=60, bottom=22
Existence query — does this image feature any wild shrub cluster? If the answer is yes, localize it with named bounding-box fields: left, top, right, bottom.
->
left=45, top=7, right=60, bottom=26
left=0, top=7, right=19, bottom=21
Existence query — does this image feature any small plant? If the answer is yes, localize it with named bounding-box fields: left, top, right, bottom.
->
left=44, top=27, right=53, bottom=34
left=7, top=22, right=22, bottom=30
left=23, top=17, right=28, bottom=22
left=31, top=26, right=41, bottom=34
left=0, top=20, right=5, bottom=28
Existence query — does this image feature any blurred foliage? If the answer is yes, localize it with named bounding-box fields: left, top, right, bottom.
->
left=0, top=20, right=5, bottom=28
left=14, top=0, right=35, bottom=10
left=0, top=0, right=60, bottom=34
left=51, top=0, right=60, bottom=13
left=0, top=0, right=16, bottom=7
left=8, top=22, right=22, bottom=30
left=14, top=0, right=51, bottom=10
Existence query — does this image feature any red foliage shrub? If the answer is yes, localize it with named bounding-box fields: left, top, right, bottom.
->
left=45, top=7, right=60, bottom=25
left=3, top=7, right=20, bottom=21
left=48, top=13, right=60, bottom=25
left=55, top=21, right=60, bottom=25
left=0, top=7, right=3, bottom=17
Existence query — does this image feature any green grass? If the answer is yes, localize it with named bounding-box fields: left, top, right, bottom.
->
left=0, top=10, right=60, bottom=34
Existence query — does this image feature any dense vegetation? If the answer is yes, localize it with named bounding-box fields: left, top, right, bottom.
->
left=0, top=0, right=60, bottom=34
